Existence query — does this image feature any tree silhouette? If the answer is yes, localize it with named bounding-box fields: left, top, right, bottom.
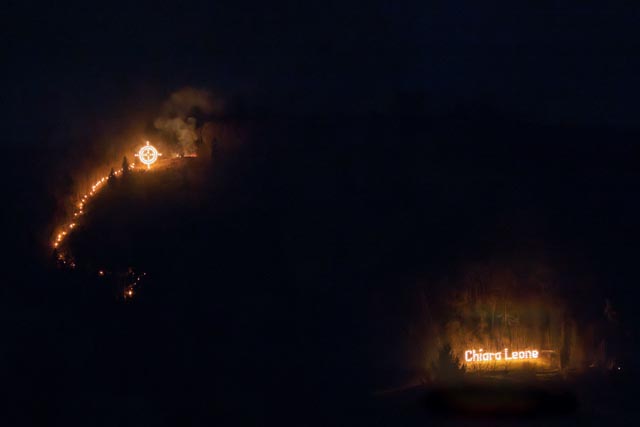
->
left=122, top=156, right=130, bottom=176
left=108, top=167, right=116, bottom=185
left=430, top=343, right=466, bottom=384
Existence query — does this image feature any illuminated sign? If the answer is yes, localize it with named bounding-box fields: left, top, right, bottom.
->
left=136, top=141, right=162, bottom=169
left=464, top=348, right=539, bottom=363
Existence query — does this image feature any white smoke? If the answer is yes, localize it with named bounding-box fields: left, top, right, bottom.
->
left=154, top=87, right=220, bottom=155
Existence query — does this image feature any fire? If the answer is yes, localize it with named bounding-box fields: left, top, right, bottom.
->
left=464, top=348, right=540, bottom=363
left=50, top=143, right=152, bottom=303
left=50, top=161, right=135, bottom=249
left=135, top=141, right=162, bottom=169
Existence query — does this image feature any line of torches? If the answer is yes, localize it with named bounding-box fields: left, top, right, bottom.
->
left=51, top=161, right=148, bottom=299
left=52, top=162, right=136, bottom=249
left=96, top=268, right=147, bottom=300
left=50, top=148, right=193, bottom=299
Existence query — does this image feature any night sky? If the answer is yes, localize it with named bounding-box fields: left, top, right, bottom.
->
left=2, top=1, right=640, bottom=425
left=4, top=1, right=640, bottom=145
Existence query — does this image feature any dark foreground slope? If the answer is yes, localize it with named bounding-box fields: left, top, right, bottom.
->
left=2, top=116, right=640, bottom=425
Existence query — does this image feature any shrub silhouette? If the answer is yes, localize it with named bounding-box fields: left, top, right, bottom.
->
left=430, top=343, right=466, bottom=384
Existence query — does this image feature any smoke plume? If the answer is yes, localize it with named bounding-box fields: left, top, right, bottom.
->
left=154, top=87, right=221, bottom=155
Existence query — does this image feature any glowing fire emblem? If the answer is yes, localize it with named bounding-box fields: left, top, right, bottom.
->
left=136, top=141, right=162, bottom=168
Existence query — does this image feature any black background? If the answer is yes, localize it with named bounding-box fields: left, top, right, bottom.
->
left=2, top=1, right=640, bottom=425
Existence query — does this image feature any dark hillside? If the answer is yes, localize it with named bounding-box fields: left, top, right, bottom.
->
left=2, top=116, right=639, bottom=424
